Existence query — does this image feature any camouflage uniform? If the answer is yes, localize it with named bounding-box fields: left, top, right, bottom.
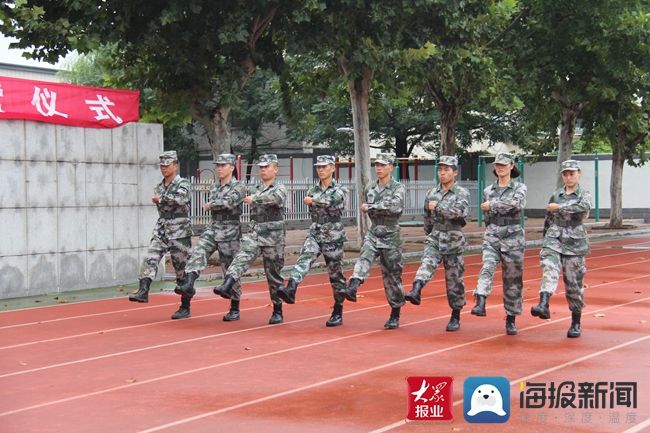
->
left=415, top=178, right=469, bottom=310
left=291, top=177, right=348, bottom=303
left=184, top=169, right=246, bottom=299
left=226, top=158, right=287, bottom=305
left=351, top=176, right=406, bottom=308
left=539, top=180, right=591, bottom=312
left=475, top=175, right=527, bottom=316
left=139, top=172, right=192, bottom=283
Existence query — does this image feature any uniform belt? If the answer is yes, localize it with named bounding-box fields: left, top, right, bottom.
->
left=433, top=221, right=464, bottom=232
left=370, top=216, right=400, bottom=226
left=159, top=211, right=188, bottom=219
left=251, top=214, right=283, bottom=223
left=488, top=216, right=520, bottom=226
left=555, top=219, right=583, bottom=228
left=311, top=214, right=342, bottom=224
left=211, top=212, right=240, bottom=222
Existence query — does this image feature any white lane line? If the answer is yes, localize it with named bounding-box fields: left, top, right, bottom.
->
left=2, top=277, right=648, bottom=419
left=135, top=295, right=650, bottom=433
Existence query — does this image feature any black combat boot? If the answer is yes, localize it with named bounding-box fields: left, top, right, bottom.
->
left=506, top=315, right=518, bottom=335
left=531, top=292, right=551, bottom=319
left=405, top=280, right=426, bottom=306
left=223, top=299, right=240, bottom=321
left=326, top=303, right=343, bottom=327
left=213, top=275, right=236, bottom=299
left=471, top=294, right=487, bottom=316
left=175, top=271, right=198, bottom=297
left=384, top=307, right=401, bottom=329
left=277, top=279, right=298, bottom=304
left=342, top=278, right=362, bottom=302
left=171, top=296, right=191, bottom=319
left=446, top=309, right=461, bottom=332
left=268, top=303, right=283, bottom=324
left=129, top=278, right=151, bottom=303
left=567, top=310, right=581, bottom=338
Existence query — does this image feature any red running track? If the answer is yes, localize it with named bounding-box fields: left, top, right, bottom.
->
left=0, top=236, right=648, bottom=433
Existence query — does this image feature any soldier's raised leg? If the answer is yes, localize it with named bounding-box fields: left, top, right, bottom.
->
left=444, top=254, right=466, bottom=331
left=532, top=248, right=560, bottom=320
left=472, top=243, right=500, bottom=316
left=278, top=235, right=320, bottom=305
left=342, top=239, right=379, bottom=302
left=215, top=237, right=259, bottom=299
left=131, top=237, right=167, bottom=303
left=407, top=242, right=443, bottom=305
left=176, top=230, right=218, bottom=297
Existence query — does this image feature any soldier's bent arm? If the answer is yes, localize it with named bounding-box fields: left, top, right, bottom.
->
left=312, top=186, right=347, bottom=207
left=436, top=190, right=470, bottom=220
left=209, top=183, right=246, bottom=211
left=253, top=185, right=287, bottom=207
left=489, top=184, right=527, bottom=214
left=558, top=191, right=592, bottom=215
left=160, top=179, right=191, bottom=206
left=367, top=184, right=405, bottom=215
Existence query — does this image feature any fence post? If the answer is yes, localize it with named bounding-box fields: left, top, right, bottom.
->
left=434, top=160, right=439, bottom=184
left=414, top=156, right=419, bottom=181
left=348, top=157, right=352, bottom=181
left=237, top=155, right=242, bottom=181
left=335, top=156, right=340, bottom=180
left=594, top=152, right=600, bottom=222
left=517, top=155, right=525, bottom=227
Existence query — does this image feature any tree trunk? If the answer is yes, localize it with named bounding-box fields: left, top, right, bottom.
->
left=556, top=106, right=579, bottom=188
left=440, top=103, right=460, bottom=156
left=191, top=104, right=232, bottom=159
left=245, top=134, right=258, bottom=183
left=395, top=132, right=409, bottom=180
left=347, top=67, right=373, bottom=246
left=608, top=137, right=625, bottom=228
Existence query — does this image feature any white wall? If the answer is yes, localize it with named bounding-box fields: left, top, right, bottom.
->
left=0, top=120, right=163, bottom=299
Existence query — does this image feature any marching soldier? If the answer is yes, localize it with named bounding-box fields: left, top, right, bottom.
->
left=129, top=151, right=193, bottom=320
left=175, top=154, right=246, bottom=321
left=340, top=153, right=406, bottom=329
left=404, top=155, right=469, bottom=331
left=471, top=152, right=527, bottom=335
left=213, top=154, right=288, bottom=325
left=532, top=160, right=591, bottom=338
left=277, top=155, right=348, bottom=326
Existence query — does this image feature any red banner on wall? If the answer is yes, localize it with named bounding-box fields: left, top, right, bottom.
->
left=0, top=76, right=140, bottom=128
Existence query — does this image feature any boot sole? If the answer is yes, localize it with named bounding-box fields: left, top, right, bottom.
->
left=213, top=288, right=232, bottom=299
left=223, top=315, right=240, bottom=322
left=277, top=291, right=296, bottom=304
left=404, top=296, right=421, bottom=306
left=531, top=308, right=550, bottom=320
left=128, top=297, right=148, bottom=303
left=343, top=293, right=357, bottom=302
left=171, top=314, right=190, bottom=320
left=470, top=310, right=486, bottom=316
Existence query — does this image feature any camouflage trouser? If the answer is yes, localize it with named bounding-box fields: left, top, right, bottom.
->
left=475, top=243, right=524, bottom=316
left=185, top=230, right=242, bottom=300
left=539, top=248, right=586, bottom=312
left=351, top=239, right=405, bottom=308
left=290, top=235, right=346, bottom=304
left=139, top=236, right=191, bottom=283
left=226, top=239, right=285, bottom=305
left=414, top=243, right=466, bottom=310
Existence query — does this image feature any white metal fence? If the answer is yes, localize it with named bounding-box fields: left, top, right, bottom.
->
left=190, top=178, right=479, bottom=226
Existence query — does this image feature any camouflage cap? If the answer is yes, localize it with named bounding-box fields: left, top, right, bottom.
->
left=561, top=159, right=581, bottom=172
left=214, top=153, right=237, bottom=165
left=257, top=154, right=278, bottom=167
left=159, top=150, right=178, bottom=166
left=438, top=155, right=458, bottom=168
left=374, top=152, right=395, bottom=165
left=314, top=155, right=336, bottom=166
left=494, top=152, right=515, bottom=165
